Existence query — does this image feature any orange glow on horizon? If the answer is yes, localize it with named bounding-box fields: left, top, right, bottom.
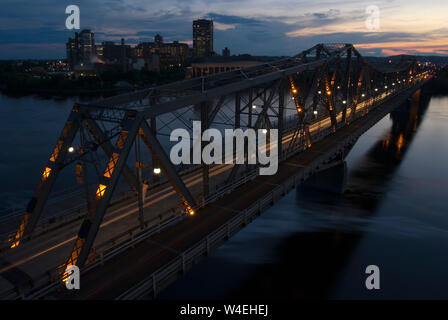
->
left=355, top=41, right=448, bottom=56
left=42, top=167, right=51, bottom=180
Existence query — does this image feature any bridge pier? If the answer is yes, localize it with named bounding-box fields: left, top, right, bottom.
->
left=299, top=160, right=348, bottom=194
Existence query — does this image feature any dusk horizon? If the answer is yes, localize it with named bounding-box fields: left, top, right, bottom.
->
left=2, top=0, right=448, bottom=59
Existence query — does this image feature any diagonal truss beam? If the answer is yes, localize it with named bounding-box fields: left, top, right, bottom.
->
left=10, top=109, right=81, bottom=247
left=83, top=118, right=139, bottom=191
left=139, top=120, right=197, bottom=213
left=65, top=114, right=142, bottom=270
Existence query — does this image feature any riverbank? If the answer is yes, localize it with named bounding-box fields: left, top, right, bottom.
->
left=0, top=61, right=186, bottom=98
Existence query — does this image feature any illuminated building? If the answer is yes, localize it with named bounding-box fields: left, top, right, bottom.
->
left=193, top=19, right=214, bottom=57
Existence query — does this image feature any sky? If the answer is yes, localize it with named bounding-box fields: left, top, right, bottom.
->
left=0, top=0, right=448, bottom=59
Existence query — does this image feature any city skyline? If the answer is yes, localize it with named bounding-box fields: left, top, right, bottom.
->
left=1, top=0, right=448, bottom=59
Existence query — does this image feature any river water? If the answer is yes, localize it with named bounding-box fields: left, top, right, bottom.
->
left=1, top=88, right=447, bottom=299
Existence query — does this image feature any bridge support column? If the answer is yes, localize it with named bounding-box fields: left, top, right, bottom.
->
left=299, top=160, right=348, bottom=194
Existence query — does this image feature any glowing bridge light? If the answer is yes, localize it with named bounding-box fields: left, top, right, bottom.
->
left=95, top=184, right=107, bottom=199
left=153, top=167, right=161, bottom=175
left=313, top=110, right=318, bottom=115
left=10, top=241, right=19, bottom=249
left=361, top=93, right=365, bottom=97
left=375, top=88, right=378, bottom=92
left=326, top=90, right=332, bottom=96
left=262, top=129, right=268, bottom=134
left=42, top=167, right=52, bottom=180
left=337, top=86, right=341, bottom=89
left=252, top=105, right=257, bottom=109
left=186, top=206, right=195, bottom=216
left=318, top=90, right=322, bottom=94
left=342, top=100, right=347, bottom=104
left=62, top=264, right=74, bottom=283
left=384, top=85, right=388, bottom=89
left=292, top=89, right=298, bottom=94
left=68, top=146, right=75, bottom=153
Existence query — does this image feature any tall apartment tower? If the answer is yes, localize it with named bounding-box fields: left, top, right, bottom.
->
left=193, top=19, right=214, bottom=57
left=79, top=29, right=95, bottom=62
left=66, top=29, right=95, bottom=66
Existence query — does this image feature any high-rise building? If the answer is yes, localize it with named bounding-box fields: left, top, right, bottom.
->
left=79, top=29, right=95, bottom=62
left=66, top=34, right=80, bottom=67
left=66, top=29, right=95, bottom=67
left=193, top=19, right=214, bottom=57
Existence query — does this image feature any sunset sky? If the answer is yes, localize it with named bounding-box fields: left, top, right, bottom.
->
left=1, top=0, right=447, bottom=59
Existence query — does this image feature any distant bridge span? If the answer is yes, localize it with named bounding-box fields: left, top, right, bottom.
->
left=0, top=43, right=433, bottom=299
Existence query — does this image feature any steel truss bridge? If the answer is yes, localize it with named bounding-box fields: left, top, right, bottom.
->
left=0, top=43, right=433, bottom=299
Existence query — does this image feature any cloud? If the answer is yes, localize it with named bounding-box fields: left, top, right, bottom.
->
left=0, top=0, right=448, bottom=58
left=214, top=22, right=237, bottom=31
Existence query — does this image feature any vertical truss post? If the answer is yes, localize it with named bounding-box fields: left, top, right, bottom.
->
left=342, top=48, right=352, bottom=124
left=350, top=62, right=366, bottom=121
left=200, top=101, right=209, bottom=199
left=278, top=80, right=285, bottom=159
left=322, top=67, right=337, bottom=131
left=79, top=127, right=92, bottom=213
left=135, top=136, right=145, bottom=230
left=248, top=88, right=253, bottom=128
left=235, top=92, right=241, bottom=129
left=150, top=117, right=159, bottom=184
left=235, top=92, right=241, bottom=167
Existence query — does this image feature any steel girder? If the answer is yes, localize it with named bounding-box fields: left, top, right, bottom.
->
left=10, top=109, right=81, bottom=247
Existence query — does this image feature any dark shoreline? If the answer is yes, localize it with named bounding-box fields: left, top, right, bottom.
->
left=0, top=86, right=133, bottom=98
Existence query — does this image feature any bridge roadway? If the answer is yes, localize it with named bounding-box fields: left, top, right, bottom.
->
left=50, top=84, right=424, bottom=299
